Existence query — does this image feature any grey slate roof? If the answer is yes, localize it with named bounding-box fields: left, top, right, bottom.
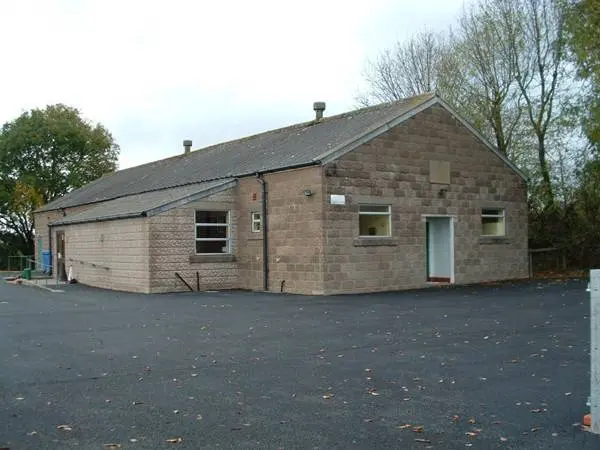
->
left=51, top=179, right=236, bottom=226
left=37, top=93, right=438, bottom=212
left=37, top=92, right=526, bottom=214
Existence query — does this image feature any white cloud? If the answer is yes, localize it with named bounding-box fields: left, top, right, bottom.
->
left=0, top=0, right=466, bottom=169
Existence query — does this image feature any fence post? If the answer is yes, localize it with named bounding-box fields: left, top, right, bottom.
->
left=591, top=269, right=600, bottom=433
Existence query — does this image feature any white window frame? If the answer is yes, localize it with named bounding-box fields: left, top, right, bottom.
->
left=251, top=212, right=262, bottom=233
left=481, top=208, right=505, bottom=237
left=359, top=204, right=392, bottom=238
left=195, top=210, right=230, bottom=254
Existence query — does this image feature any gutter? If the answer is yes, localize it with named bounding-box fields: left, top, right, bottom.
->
left=256, top=173, right=269, bottom=291
left=242, top=160, right=321, bottom=177
left=51, top=212, right=145, bottom=227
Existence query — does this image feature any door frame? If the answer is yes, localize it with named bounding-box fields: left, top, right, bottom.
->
left=423, top=215, right=455, bottom=283
left=56, top=230, right=66, bottom=281
left=37, top=237, right=43, bottom=271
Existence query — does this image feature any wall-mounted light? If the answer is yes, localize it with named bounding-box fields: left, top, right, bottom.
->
left=438, top=188, right=448, bottom=198
left=303, top=189, right=313, bottom=197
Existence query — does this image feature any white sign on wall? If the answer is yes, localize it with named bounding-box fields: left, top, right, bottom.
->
left=329, top=194, right=346, bottom=205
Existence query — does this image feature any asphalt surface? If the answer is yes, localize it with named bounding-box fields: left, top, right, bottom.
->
left=0, top=279, right=599, bottom=449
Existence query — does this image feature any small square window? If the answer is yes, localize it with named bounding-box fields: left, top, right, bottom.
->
left=359, top=205, right=391, bottom=237
left=251, top=212, right=262, bottom=233
left=481, top=208, right=505, bottom=236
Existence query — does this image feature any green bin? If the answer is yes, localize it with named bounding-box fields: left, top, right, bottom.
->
left=23, top=268, right=31, bottom=280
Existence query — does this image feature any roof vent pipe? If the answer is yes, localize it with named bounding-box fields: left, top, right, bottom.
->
left=183, top=139, right=192, bottom=154
left=313, top=102, right=326, bottom=121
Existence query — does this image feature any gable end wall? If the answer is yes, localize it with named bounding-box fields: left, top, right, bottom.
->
left=323, top=104, right=528, bottom=294
left=52, top=217, right=150, bottom=293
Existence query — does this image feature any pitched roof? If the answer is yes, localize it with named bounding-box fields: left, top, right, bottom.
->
left=37, top=93, right=525, bottom=213
left=51, top=179, right=236, bottom=226
left=37, top=93, right=439, bottom=212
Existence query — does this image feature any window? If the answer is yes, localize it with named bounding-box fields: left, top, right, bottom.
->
left=359, top=205, right=391, bottom=237
left=251, top=212, right=262, bottom=233
left=481, top=208, right=505, bottom=236
left=195, top=210, right=230, bottom=254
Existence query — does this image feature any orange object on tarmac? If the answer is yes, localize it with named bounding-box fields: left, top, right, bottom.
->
left=584, top=414, right=592, bottom=427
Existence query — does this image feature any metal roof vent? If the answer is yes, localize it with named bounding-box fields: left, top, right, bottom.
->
left=183, top=139, right=192, bottom=154
left=313, top=102, right=326, bottom=121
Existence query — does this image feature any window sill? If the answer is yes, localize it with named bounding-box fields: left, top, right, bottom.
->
left=479, top=236, right=510, bottom=245
left=247, top=235, right=263, bottom=241
left=189, top=254, right=236, bottom=263
left=353, top=237, right=398, bottom=247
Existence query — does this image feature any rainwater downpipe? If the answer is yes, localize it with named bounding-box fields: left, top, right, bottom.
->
left=48, top=224, right=53, bottom=276
left=256, top=174, right=269, bottom=291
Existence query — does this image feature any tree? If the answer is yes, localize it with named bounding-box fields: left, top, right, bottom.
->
left=357, top=31, right=448, bottom=105
left=449, top=0, right=525, bottom=157
left=566, top=0, right=600, bottom=147
left=0, top=104, right=119, bottom=254
left=357, top=10, right=525, bottom=161
left=499, top=0, right=572, bottom=209
left=572, top=157, right=600, bottom=266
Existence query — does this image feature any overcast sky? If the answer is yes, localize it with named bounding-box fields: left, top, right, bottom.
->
left=0, top=0, right=467, bottom=169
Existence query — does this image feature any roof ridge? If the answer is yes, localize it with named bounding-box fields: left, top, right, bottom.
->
left=336, top=92, right=437, bottom=117
left=114, top=93, right=438, bottom=171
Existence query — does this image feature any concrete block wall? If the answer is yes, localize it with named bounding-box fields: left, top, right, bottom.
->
left=323, top=105, right=528, bottom=294
left=53, top=218, right=150, bottom=293
left=237, top=166, right=326, bottom=295
left=33, top=205, right=91, bottom=270
left=148, top=189, right=239, bottom=293
left=236, top=178, right=266, bottom=291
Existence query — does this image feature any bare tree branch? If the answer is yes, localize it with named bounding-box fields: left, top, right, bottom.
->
left=498, top=0, right=570, bottom=209
left=359, top=30, right=446, bottom=105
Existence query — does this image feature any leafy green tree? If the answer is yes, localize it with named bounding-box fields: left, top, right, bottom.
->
left=566, top=0, right=600, bottom=147
left=0, top=104, right=119, bottom=253
left=572, top=157, right=600, bottom=265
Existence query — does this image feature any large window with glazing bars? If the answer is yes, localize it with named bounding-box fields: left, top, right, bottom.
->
left=195, top=211, right=230, bottom=254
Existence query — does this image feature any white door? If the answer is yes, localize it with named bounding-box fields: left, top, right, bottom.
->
left=426, top=217, right=453, bottom=282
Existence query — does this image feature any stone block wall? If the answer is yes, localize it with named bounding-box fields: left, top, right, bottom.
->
left=148, top=189, right=239, bottom=293
left=236, top=177, right=266, bottom=291
left=53, top=217, right=150, bottom=292
left=33, top=205, right=90, bottom=271
left=322, top=105, right=528, bottom=294
left=237, top=166, right=325, bottom=295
